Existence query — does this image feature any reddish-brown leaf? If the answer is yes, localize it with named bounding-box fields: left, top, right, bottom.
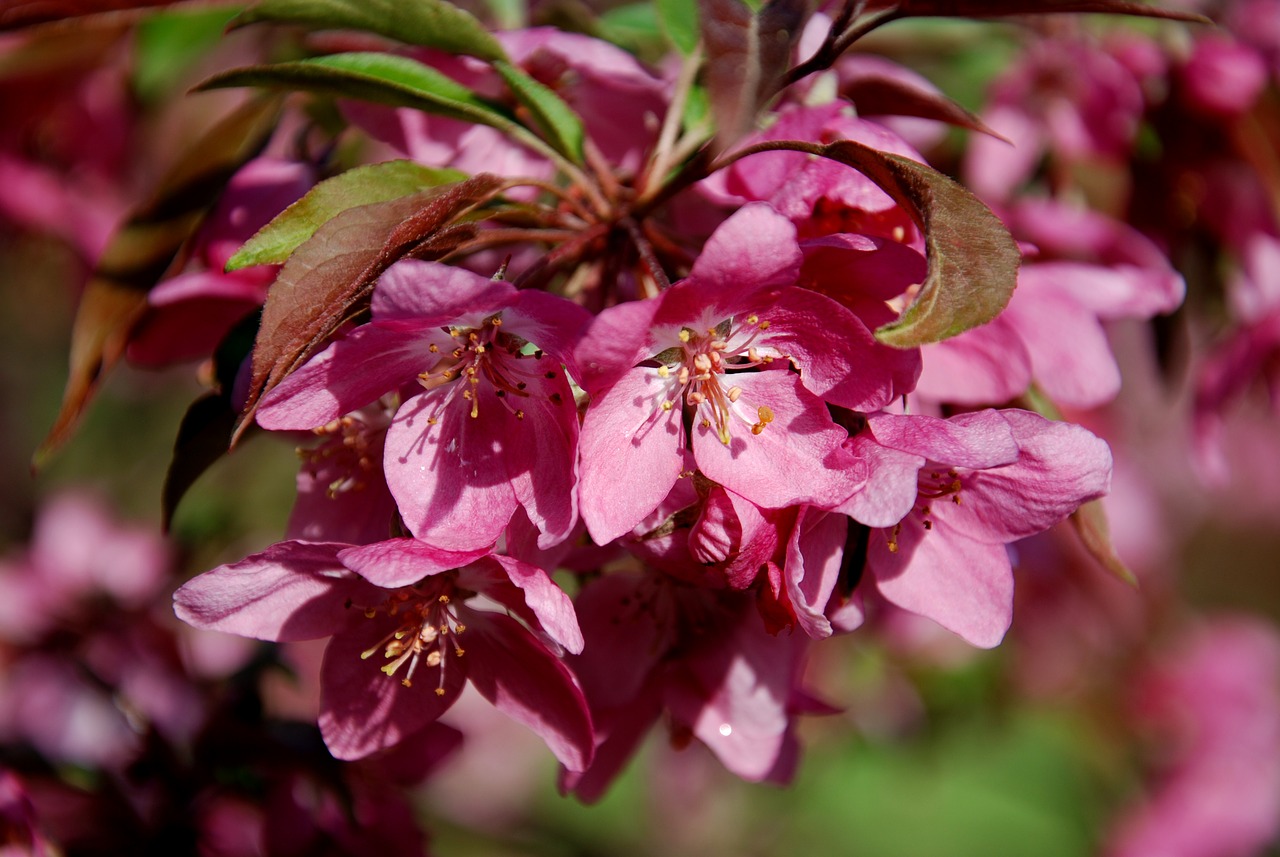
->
left=35, top=95, right=282, bottom=466
left=869, top=0, right=1208, bottom=22
left=700, top=0, right=809, bottom=152
left=239, top=173, right=503, bottom=436
left=0, top=0, right=181, bottom=29
left=842, top=70, right=1007, bottom=141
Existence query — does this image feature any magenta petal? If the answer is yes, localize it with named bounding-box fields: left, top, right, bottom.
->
left=943, top=409, right=1112, bottom=542
left=578, top=368, right=685, bottom=544
left=686, top=203, right=802, bottom=302
left=505, top=290, right=593, bottom=377
left=784, top=507, right=847, bottom=639
left=508, top=377, right=580, bottom=549
left=336, top=539, right=489, bottom=588
left=173, top=541, right=378, bottom=642
left=764, top=287, right=920, bottom=410
left=384, top=390, right=517, bottom=551
left=915, top=318, right=1033, bottom=406
left=560, top=680, right=664, bottom=804
left=1001, top=284, right=1121, bottom=408
left=574, top=299, right=662, bottom=396
left=693, top=372, right=858, bottom=509
left=461, top=610, right=595, bottom=772
left=569, top=572, right=674, bottom=712
left=318, top=617, right=466, bottom=760
left=372, top=259, right=515, bottom=323
left=665, top=612, right=804, bottom=781
left=837, top=435, right=924, bottom=528
left=867, top=410, right=1020, bottom=470
left=257, top=325, right=441, bottom=430
left=870, top=522, right=1013, bottom=648
left=466, top=555, right=584, bottom=654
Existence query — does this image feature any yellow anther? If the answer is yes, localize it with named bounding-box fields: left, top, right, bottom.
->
left=661, top=400, right=674, bottom=411
left=657, top=365, right=670, bottom=378
left=727, top=386, right=742, bottom=402
left=679, top=329, right=692, bottom=343
left=429, top=344, right=439, bottom=353
left=747, top=314, right=759, bottom=325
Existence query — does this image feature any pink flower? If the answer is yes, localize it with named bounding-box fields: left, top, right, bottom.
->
left=577, top=203, right=913, bottom=544
left=842, top=409, right=1112, bottom=647
left=562, top=571, right=814, bottom=800
left=1107, top=619, right=1280, bottom=857
left=257, top=259, right=590, bottom=552
left=174, top=538, right=594, bottom=769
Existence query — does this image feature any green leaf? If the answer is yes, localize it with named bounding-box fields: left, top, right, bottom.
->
left=657, top=0, right=698, bottom=54
left=197, top=52, right=520, bottom=130
left=233, top=0, right=509, bottom=61
left=724, top=138, right=1020, bottom=347
left=228, top=160, right=467, bottom=270
left=134, top=6, right=239, bottom=103
left=493, top=60, right=585, bottom=163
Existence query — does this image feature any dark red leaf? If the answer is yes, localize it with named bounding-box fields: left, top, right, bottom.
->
left=842, top=71, right=1007, bottom=141
left=870, top=0, right=1208, bottom=22
left=162, top=391, right=241, bottom=530
left=700, top=0, right=809, bottom=152
left=0, top=0, right=181, bottom=29
left=238, top=173, right=504, bottom=437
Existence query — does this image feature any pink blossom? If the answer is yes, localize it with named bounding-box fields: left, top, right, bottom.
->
left=577, top=203, right=912, bottom=544
left=562, top=571, right=813, bottom=801
left=1108, top=619, right=1280, bottom=857
left=174, top=539, right=593, bottom=769
left=257, top=259, right=590, bottom=552
left=843, top=409, right=1112, bottom=647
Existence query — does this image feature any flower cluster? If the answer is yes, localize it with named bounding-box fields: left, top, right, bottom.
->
left=165, top=19, right=1124, bottom=793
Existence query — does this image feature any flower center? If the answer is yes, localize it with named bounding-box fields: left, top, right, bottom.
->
left=356, top=582, right=467, bottom=695
left=653, top=314, right=779, bottom=445
left=885, top=466, right=965, bottom=553
left=297, top=410, right=385, bottom=498
left=414, top=315, right=561, bottom=424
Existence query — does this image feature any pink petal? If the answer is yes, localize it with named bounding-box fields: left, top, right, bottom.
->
left=384, top=389, right=518, bottom=551
left=257, top=324, right=441, bottom=430
left=942, top=409, right=1111, bottom=542
left=693, top=371, right=860, bottom=509
left=173, top=541, right=379, bottom=642
left=784, top=507, right=848, bottom=639
left=1001, top=284, right=1122, bottom=408
left=867, top=409, right=1020, bottom=470
left=764, top=287, right=920, bottom=410
left=665, top=610, right=804, bottom=782
left=870, top=522, right=1013, bottom=648
left=372, top=259, right=515, bottom=324
left=507, top=376, right=580, bottom=549
left=837, top=435, right=925, bottom=528
left=914, top=317, right=1033, bottom=406
left=686, top=203, right=802, bottom=303
left=318, top=616, right=467, bottom=759
left=461, top=610, right=595, bottom=772
left=578, top=368, right=685, bottom=544
left=468, top=555, right=584, bottom=654
left=336, top=539, right=490, bottom=588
